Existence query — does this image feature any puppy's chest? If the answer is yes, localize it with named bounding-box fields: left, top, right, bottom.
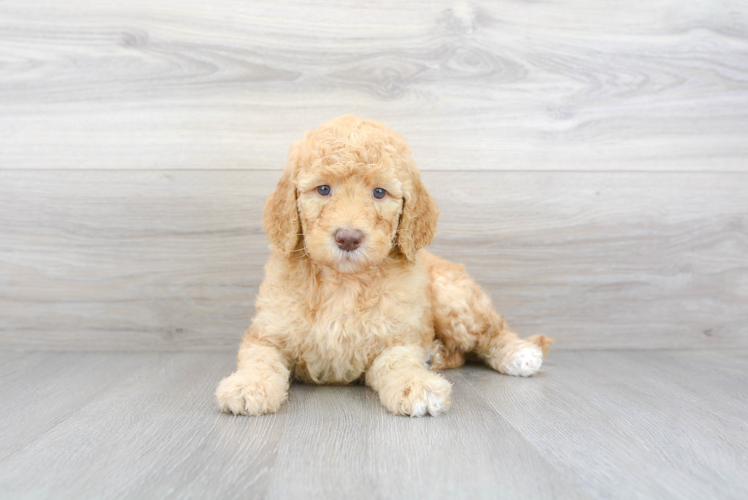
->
left=296, top=290, right=388, bottom=352
left=287, top=286, right=419, bottom=384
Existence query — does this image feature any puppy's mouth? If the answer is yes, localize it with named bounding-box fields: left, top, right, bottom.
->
left=334, top=245, right=365, bottom=262
left=329, top=241, right=370, bottom=272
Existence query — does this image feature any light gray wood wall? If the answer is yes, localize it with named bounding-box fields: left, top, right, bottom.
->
left=1, top=0, right=747, bottom=350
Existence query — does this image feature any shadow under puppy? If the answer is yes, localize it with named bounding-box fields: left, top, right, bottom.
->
left=217, top=115, right=552, bottom=417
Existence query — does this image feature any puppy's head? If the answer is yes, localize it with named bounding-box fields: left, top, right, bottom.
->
left=263, top=115, right=439, bottom=273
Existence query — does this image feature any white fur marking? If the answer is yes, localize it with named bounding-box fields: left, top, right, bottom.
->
left=505, top=345, right=543, bottom=377
left=427, top=392, right=446, bottom=414
left=410, top=399, right=428, bottom=417
left=408, top=388, right=448, bottom=417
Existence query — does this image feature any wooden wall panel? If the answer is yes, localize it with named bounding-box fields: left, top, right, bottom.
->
left=1, top=0, right=746, bottom=350
left=1, top=170, right=746, bottom=350
left=1, top=0, right=747, bottom=172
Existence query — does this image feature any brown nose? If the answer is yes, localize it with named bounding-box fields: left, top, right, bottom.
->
left=335, top=228, right=364, bottom=252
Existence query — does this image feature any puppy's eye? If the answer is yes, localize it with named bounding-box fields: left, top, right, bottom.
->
left=372, top=188, right=387, bottom=199
left=317, top=185, right=331, bottom=196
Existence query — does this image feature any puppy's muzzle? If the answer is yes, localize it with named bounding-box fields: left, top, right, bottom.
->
left=335, top=228, right=364, bottom=252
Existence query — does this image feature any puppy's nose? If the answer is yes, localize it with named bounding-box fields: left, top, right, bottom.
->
left=335, top=228, right=364, bottom=252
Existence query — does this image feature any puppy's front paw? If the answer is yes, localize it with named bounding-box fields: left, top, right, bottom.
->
left=215, top=371, right=287, bottom=416
left=385, top=372, right=452, bottom=417
left=499, top=343, right=544, bottom=377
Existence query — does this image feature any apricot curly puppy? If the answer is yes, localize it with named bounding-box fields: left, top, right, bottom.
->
left=216, top=115, right=553, bottom=417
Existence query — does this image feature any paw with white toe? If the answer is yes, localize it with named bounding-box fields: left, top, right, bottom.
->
left=500, top=344, right=544, bottom=377
left=215, top=370, right=288, bottom=416
left=386, top=372, right=452, bottom=417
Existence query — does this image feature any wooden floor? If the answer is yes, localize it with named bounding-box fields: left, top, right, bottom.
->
left=0, top=350, right=746, bottom=499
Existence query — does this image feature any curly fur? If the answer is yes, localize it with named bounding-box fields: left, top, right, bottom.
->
left=217, top=115, right=553, bottom=417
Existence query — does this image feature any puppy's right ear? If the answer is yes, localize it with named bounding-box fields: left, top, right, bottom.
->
left=262, top=144, right=302, bottom=256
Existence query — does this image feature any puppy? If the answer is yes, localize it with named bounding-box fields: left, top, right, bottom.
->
left=216, top=115, right=552, bottom=417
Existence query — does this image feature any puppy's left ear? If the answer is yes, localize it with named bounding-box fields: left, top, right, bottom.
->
left=397, top=168, right=439, bottom=262
left=263, top=144, right=302, bottom=256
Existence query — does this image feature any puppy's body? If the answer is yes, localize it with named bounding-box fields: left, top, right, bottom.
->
left=217, top=116, right=552, bottom=417
left=254, top=249, right=432, bottom=385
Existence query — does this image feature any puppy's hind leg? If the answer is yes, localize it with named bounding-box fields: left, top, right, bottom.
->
left=424, top=251, right=553, bottom=377
left=477, top=320, right=553, bottom=377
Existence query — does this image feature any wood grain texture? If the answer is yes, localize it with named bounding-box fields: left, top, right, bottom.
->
left=0, top=350, right=746, bottom=499
left=462, top=350, right=748, bottom=499
left=2, top=169, right=747, bottom=350
left=0, top=352, right=151, bottom=462
left=264, top=382, right=588, bottom=499
left=1, top=0, right=747, bottom=171
left=0, top=352, right=284, bottom=499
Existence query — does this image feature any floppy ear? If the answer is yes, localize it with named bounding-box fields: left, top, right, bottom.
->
left=262, top=147, right=302, bottom=256
left=397, top=169, right=439, bottom=262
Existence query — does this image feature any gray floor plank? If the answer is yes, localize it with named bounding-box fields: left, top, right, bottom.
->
left=265, top=381, right=589, bottom=500
left=577, top=350, right=748, bottom=423
left=1, top=351, right=746, bottom=499
left=116, top=354, right=288, bottom=500
left=0, top=353, right=286, bottom=499
left=0, top=350, right=33, bottom=366
left=461, top=351, right=748, bottom=500
left=0, top=352, right=152, bottom=462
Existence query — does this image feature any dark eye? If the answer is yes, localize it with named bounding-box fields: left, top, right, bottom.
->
left=317, top=185, right=331, bottom=196
left=373, top=188, right=387, bottom=199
